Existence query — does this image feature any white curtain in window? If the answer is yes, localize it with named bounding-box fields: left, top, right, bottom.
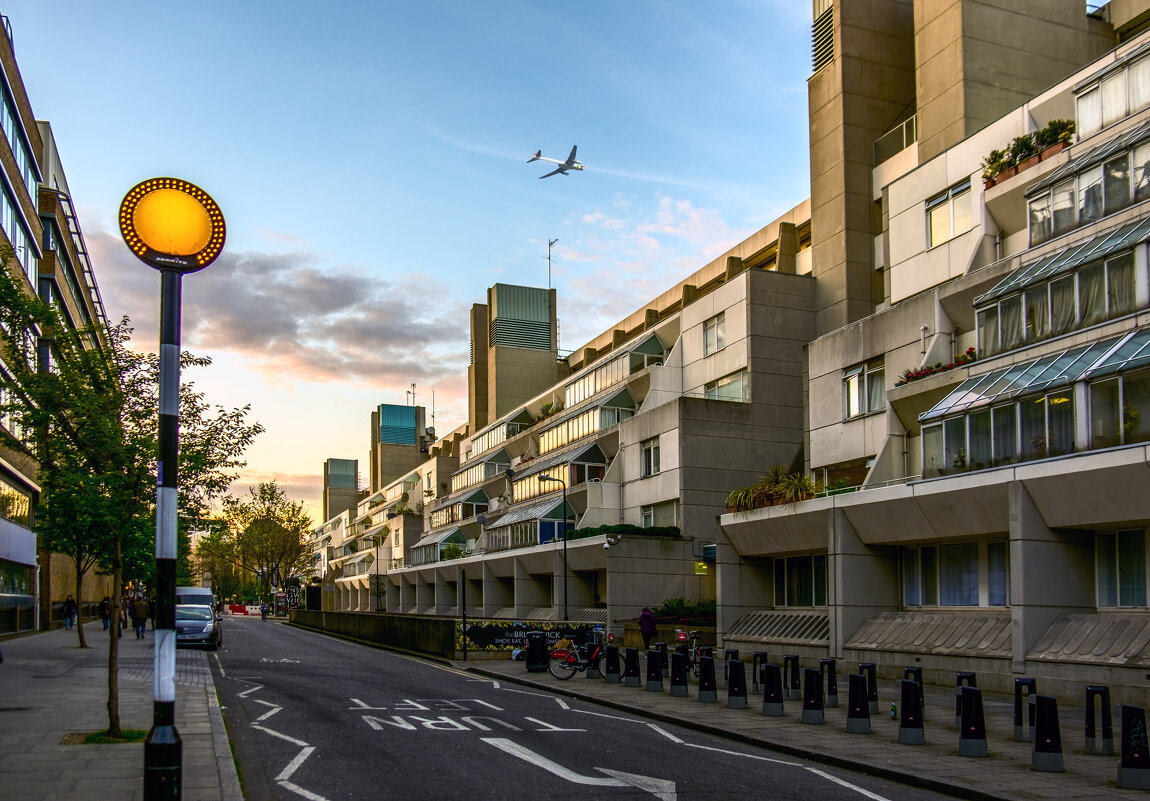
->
left=1000, top=296, right=1024, bottom=349
left=1078, top=87, right=1102, bottom=137
left=939, top=543, right=978, bottom=606
left=1080, top=264, right=1106, bottom=325
left=1136, top=144, right=1150, bottom=201
left=1046, top=391, right=1074, bottom=456
left=987, top=542, right=1008, bottom=606
left=1025, top=286, right=1049, bottom=342
left=1117, top=530, right=1147, bottom=606
left=902, top=549, right=921, bottom=607
left=1130, top=57, right=1150, bottom=112
left=1079, top=167, right=1104, bottom=223
left=1107, top=254, right=1136, bottom=316
left=1052, top=181, right=1076, bottom=235
left=977, top=307, right=999, bottom=356
left=1103, top=72, right=1126, bottom=128
left=866, top=368, right=884, bottom=413
left=1029, top=195, right=1052, bottom=245
left=1050, top=276, right=1076, bottom=334
left=1104, top=156, right=1131, bottom=212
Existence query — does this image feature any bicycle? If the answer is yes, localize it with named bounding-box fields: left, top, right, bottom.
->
left=675, top=628, right=704, bottom=677
left=548, top=635, right=606, bottom=680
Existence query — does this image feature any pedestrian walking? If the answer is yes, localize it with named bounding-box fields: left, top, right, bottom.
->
left=131, top=595, right=149, bottom=639
left=62, top=594, right=78, bottom=631
left=97, top=596, right=111, bottom=631
left=638, top=607, right=657, bottom=651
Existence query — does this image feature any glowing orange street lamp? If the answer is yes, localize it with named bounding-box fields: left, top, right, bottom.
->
left=119, top=177, right=225, bottom=801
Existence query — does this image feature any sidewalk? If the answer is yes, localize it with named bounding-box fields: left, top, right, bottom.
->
left=0, top=625, right=241, bottom=801
left=463, top=656, right=1142, bottom=801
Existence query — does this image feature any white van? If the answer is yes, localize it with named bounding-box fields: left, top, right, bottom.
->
left=175, top=586, right=215, bottom=608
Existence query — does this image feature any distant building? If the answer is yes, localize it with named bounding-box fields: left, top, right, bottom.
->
left=322, top=458, right=362, bottom=522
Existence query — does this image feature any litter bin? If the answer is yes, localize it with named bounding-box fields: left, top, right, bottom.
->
left=525, top=631, right=549, bottom=673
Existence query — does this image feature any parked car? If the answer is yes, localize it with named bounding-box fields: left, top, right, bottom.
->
left=175, top=604, right=222, bottom=650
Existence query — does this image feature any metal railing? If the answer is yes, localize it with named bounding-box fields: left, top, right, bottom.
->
left=874, top=115, right=917, bottom=166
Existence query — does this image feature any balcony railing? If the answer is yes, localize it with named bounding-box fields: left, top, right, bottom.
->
left=874, top=115, right=917, bottom=166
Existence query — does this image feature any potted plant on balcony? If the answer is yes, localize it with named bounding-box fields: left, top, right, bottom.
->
left=1036, top=118, right=1075, bottom=159
left=982, top=148, right=1010, bottom=188
left=1010, top=133, right=1040, bottom=172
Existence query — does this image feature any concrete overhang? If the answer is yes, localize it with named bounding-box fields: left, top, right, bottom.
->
left=889, top=371, right=968, bottom=435
left=1018, top=444, right=1150, bottom=528
left=911, top=470, right=1011, bottom=537
left=721, top=499, right=832, bottom=556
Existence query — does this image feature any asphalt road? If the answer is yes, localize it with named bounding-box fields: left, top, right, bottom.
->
left=209, top=615, right=962, bottom=801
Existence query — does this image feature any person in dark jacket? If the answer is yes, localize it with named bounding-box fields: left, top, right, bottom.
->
left=62, top=595, right=78, bottom=630
left=97, top=596, right=111, bottom=631
left=638, top=607, right=657, bottom=651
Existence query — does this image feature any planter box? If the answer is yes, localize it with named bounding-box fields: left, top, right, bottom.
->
left=1040, top=140, right=1067, bottom=160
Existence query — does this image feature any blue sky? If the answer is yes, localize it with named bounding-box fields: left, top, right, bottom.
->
left=3, top=1, right=813, bottom=520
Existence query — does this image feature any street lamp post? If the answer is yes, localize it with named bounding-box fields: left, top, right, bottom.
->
left=119, top=178, right=225, bottom=801
left=539, top=475, right=569, bottom=621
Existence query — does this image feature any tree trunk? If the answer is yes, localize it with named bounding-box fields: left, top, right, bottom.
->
left=74, top=555, right=88, bottom=649
left=106, top=537, right=122, bottom=738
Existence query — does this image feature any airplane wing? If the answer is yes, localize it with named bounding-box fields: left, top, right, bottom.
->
left=538, top=166, right=565, bottom=179
left=564, top=145, right=578, bottom=166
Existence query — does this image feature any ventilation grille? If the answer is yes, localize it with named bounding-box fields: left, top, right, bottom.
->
left=812, top=6, right=834, bottom=73
left=726, top=610, right=830, bottom=644
left=491, top=318, right=550, bottom=350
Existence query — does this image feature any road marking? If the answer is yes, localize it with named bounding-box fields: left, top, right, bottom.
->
left=524, top=717, right=586, bottom=732
left=572, top=707, right=641, bottom=723
left=277, top=745, right=316, bottom=782
left=648, top=725, right=684, bottom=743
left=686, top=742, right=799, bottom=767
left=280, top=780, right=328, bottom=801
left=257, top=706, right=282, bottom=722
left=482, top=737, right=677, bottom=800
left=252, top=725, right=309, bottom=748
left=803, top=767, right=894, bottom=801
left=238, top=683, right=264, bottom=698
left=210, top=651, right=225, bottom=677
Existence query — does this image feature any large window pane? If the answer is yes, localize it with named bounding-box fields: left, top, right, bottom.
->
left=1117, top=530, right=1147, bottom=606
left=1079, top=166, right=1104, bottom=224
left=1107, top=253, right=1135, bottom=317
left=952, top=187, right=971, bottom=234
left=1135, top=143, right=1150, bottom=201
left=1078, top=86, right=1102, bottom=137
left=1047, top=391, right=1074, bottom=456
left=1091, top=379, right=1122, bottom=448
left=992, top=405, right=1018, bottom=466
left=787, top=555, right=813, bottom=606
left=968, top=410, right=992, bottom=471
left=945, top=417, right=967, bottom=472
left=939, top=543, right=978, bottom=605
left=929, top=202, right=950, bottom=247
left=1079, top=263, right=1106, bottom=326
left=923, top=424, right=945, bottom=477
left=922, top=546, right=938, bottom=605
left=1098, top=533, right=1118, bottom=606
left=813, top=555, right=828, bottom=606
left=977, top=307, right=999, bottom=356
left=1052, top=180, right=1076, bottom=235
left=1020, top=396, right=1048, bottom=460
left=1050, top=275, right=1076, bottom=334
left=1103, top=72, right=1126, bottom=128
left=1123, top=371, right=1150, bottom=444
left=1025, top=285, right=1049, bottom=342
left=1104, top=155, right=1131, bottom=213
left=1000, top=295, right=1024, bottom=350
left=902, top=549, right=921, bottom=606
left=1029, top=195, right=1052, bottom=245
left=1131, top=57, right=1150, bottom=111
left=866, top=366, right=885, bottom=413
left=987, top=542, right=1008, bottom=606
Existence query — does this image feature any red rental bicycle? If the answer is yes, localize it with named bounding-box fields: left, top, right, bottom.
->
left=548, top=632, right=606, bottom=680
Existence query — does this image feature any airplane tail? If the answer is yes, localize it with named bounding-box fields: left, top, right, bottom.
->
left=527, top=150, right=541, bottom=163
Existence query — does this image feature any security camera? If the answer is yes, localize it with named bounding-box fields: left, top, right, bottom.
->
left=603, top=541, right=611, bottom=550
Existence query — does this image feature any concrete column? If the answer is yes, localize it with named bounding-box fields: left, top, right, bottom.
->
left=1009, top=481, right=1094, bottom=673
left=829, top=509, right=898, bottom=659
left=482, top=563, right=513, bottom=617
left=514, top=558, right=549, bottom=617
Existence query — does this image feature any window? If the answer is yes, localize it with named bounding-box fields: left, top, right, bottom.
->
left=1090, top=370, right=1150, bottom=448
left=1077, top=55, right=1150, bottom=138
left=640, top=437, right=660, bottom=477
left=843, top=358, right=884, bottom=419
left=703, top=312, right=726, bottom=356
left=902, top=542, right=1007, bottom=607
left=1097, top=530, right=1147, bottom=607
left=773, top=554, right=827, bottom=607
left=641, top=500, right=678, bottom=528
left=926, top=181, right=972, bottom=248
left=975, top=252, right=1136, bottom=356
left=704, top=369, right=748, bottom=402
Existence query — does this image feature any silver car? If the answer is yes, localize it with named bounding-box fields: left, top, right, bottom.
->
left=175, top=604, right=222, bottom=650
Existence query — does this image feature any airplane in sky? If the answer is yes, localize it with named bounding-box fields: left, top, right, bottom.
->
left=527, top=146, right=584, bottom=179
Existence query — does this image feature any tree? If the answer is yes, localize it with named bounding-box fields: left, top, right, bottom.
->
left=221, top=481, right=313, bottom=599
left=0, top=246, right=263, bottom=735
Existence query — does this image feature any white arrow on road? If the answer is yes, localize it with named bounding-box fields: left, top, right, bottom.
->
left=482, top=737, right=676, bottom=801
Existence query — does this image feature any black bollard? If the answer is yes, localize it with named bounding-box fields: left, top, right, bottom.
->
left=904, top=666, right=925, bottom=720
left=1084, top=685, right=1113, bottom=756
left=727, top=660, right=748, bottom=710
left=525, top=631, right=548, bottom=673
left=954, top=671, right=977, bottom=729
left=669, top=651, right=689, bottom=698
left=751, top=651, right=768, bottom=693
left=697, top=656, right=717, bottom=703
left=898, top=679, right=925, bottom=745
left=1013, top=677, right=1037, bottom=742
left=859, top=662, right=878, bottom=715
left=655, top=642, right=669, bottom=678
left=801, top=667, right=825, bottom=724
left=603, top=644, right=621, bottom=683
left=761, top=662, right=785, bottom=716
left=1117, top=704, right=1150, bottom=790
left=784, top=655, right=801, bottom=700
left=645, top=649, right=664, bottom=692
left=1032, top=694, right=1064, bottom=772
left=623, top=647, right=642, bottom=687
left=820, top=658, right=839, bottom=708
left=958, top=686, right=988, bottom=757
left=723, top=648, right=739, bottom=687
left=846, top=673, right=870, bottom=734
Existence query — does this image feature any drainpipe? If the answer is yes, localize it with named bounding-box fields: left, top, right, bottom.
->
left=920, top=326, right=928, bottom=358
